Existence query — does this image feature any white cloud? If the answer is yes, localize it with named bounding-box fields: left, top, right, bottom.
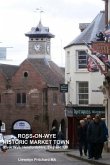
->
left=0, top=0, right=105, bottom=66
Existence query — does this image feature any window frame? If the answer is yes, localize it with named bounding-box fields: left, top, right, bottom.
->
left=16, top=92, right=27, bottom=105
left=76, top=50, right=88, bottom=70
left=77, top=81, right=89, bottom=105
left=23, top=71, right=29, bottom=78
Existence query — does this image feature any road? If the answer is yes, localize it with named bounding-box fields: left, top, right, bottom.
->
left=0, top=146, right=92, bottom=165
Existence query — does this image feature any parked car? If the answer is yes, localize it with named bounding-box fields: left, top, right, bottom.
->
left=0, top=133, right=7, bottom=152
left=4, top=135, right=19, bottom=148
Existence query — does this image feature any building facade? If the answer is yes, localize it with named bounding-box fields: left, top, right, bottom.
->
left=64, top=11, right=105, bottom=148
left=90, top=0, right=110, bottom=150
left=0, top=20, right=66, bottom=139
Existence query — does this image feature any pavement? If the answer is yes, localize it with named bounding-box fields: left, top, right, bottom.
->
left=46, top=147, right=110, bottom=165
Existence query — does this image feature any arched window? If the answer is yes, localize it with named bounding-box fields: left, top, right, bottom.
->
left=23, top=71, right=28, bottom=78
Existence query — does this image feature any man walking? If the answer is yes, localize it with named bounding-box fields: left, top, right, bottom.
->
left=87, top=114, right=103, bottom=159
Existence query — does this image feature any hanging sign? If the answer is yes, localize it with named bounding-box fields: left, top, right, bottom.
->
left=60, top=84, right=68, bottom=93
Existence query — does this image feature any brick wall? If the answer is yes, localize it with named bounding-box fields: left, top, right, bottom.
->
left=0, top=60, right=66, bottom=135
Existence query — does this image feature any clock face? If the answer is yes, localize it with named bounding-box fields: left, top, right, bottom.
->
left=34, top=44, right=41, bottom=52
left=46, top=44, right=50, bottom=54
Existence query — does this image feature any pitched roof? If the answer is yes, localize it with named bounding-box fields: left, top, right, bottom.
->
left=64, top=11, right=105, bottom=48
left=28, top=58, right=64, bottom=87
left=25, top=20, right=55, bottom=38
left=0, top=63, right=18, bottom=78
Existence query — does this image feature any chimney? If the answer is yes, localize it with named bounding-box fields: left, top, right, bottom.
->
left=79, top=23, right=90, bottom=32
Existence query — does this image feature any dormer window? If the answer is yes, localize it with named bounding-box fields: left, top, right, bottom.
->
left=36, top=27, right=39, bottom=31
left=23, top=71, right=28, bottom=78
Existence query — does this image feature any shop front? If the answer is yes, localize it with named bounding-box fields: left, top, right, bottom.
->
left=66, top=106, right=105, bottom=149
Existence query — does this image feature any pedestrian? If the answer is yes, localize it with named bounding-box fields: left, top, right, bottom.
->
left=50, top=126, right=58, bottom=148
left=85, top=115, right=92, bottom=158
left=98, top=116, right=108, bottom=158
left=57, top=130, right=64, bottom=147
left=87, top=114, right=103, bottom=160
left=77, top=120, right=87, bottom=156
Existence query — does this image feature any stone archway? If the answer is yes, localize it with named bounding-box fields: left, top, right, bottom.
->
left=12, top=120, right=32, bottom=138
left=52, top=119, right=59, bottom=131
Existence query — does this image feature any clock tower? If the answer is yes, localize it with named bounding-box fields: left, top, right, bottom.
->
left=25, top=20, right=54, bottom=59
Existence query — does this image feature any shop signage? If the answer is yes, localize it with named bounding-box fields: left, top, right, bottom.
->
left=13, top=121, right=31, bottom=130
left=66, top=108, right=73, bottom=117
left=92, top=42, right=110, bottom=54
left=66, top=106, right=105, bottom=117
left=60, top=84, right=68, bottom=93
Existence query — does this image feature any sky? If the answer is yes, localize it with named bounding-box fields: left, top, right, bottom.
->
left=0, top=0, right=105, bottom=66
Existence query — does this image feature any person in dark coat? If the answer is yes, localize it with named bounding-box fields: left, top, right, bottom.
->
left=98, top=116, right=108, bottom=158
left=50, top=126, right=58, bottom=147
left=57, top=130, right=64, bottom=147
left=77, top=120, right=87, bottom=156
left=85, top=115, right=92, bottom=158
left=87, top=114, right=103, bottom=159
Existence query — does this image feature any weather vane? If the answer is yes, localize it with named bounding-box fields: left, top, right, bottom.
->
left=34, top=7, right=44, bottom=22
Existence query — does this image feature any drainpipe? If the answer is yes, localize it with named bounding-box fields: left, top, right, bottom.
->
left=105, top=0, right=108, bottom=26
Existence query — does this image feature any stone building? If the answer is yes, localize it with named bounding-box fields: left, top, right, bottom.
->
left=0, top=20, right=66, bottom=138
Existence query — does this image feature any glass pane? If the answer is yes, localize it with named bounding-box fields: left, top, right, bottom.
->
left=79, top=94, right=88, bottom=99
left=84, top=100, right=88, bottom=104
left=79, top=59, right=87, bottom=64
left=78, top=82, right=88, bottom=105
left=79, top=82, right=88, bottom=87
left=78, top=55, right=87, bottom=60
left=78, top=64, right=87, bottom=69
left=83, top=94, right=88, bottom=99
left=17, top=93, right=21, bottom=103
left=79, top=99, right=88, bottom=105
left=22, top=93, right=26, bottom=103
left=79, top=94, right=84, bottom=99
left=79, top=100, right=84, bottom=104
left=79, top=88, right=88, bottom=93
left=78, top=51, right=87, bottom=55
